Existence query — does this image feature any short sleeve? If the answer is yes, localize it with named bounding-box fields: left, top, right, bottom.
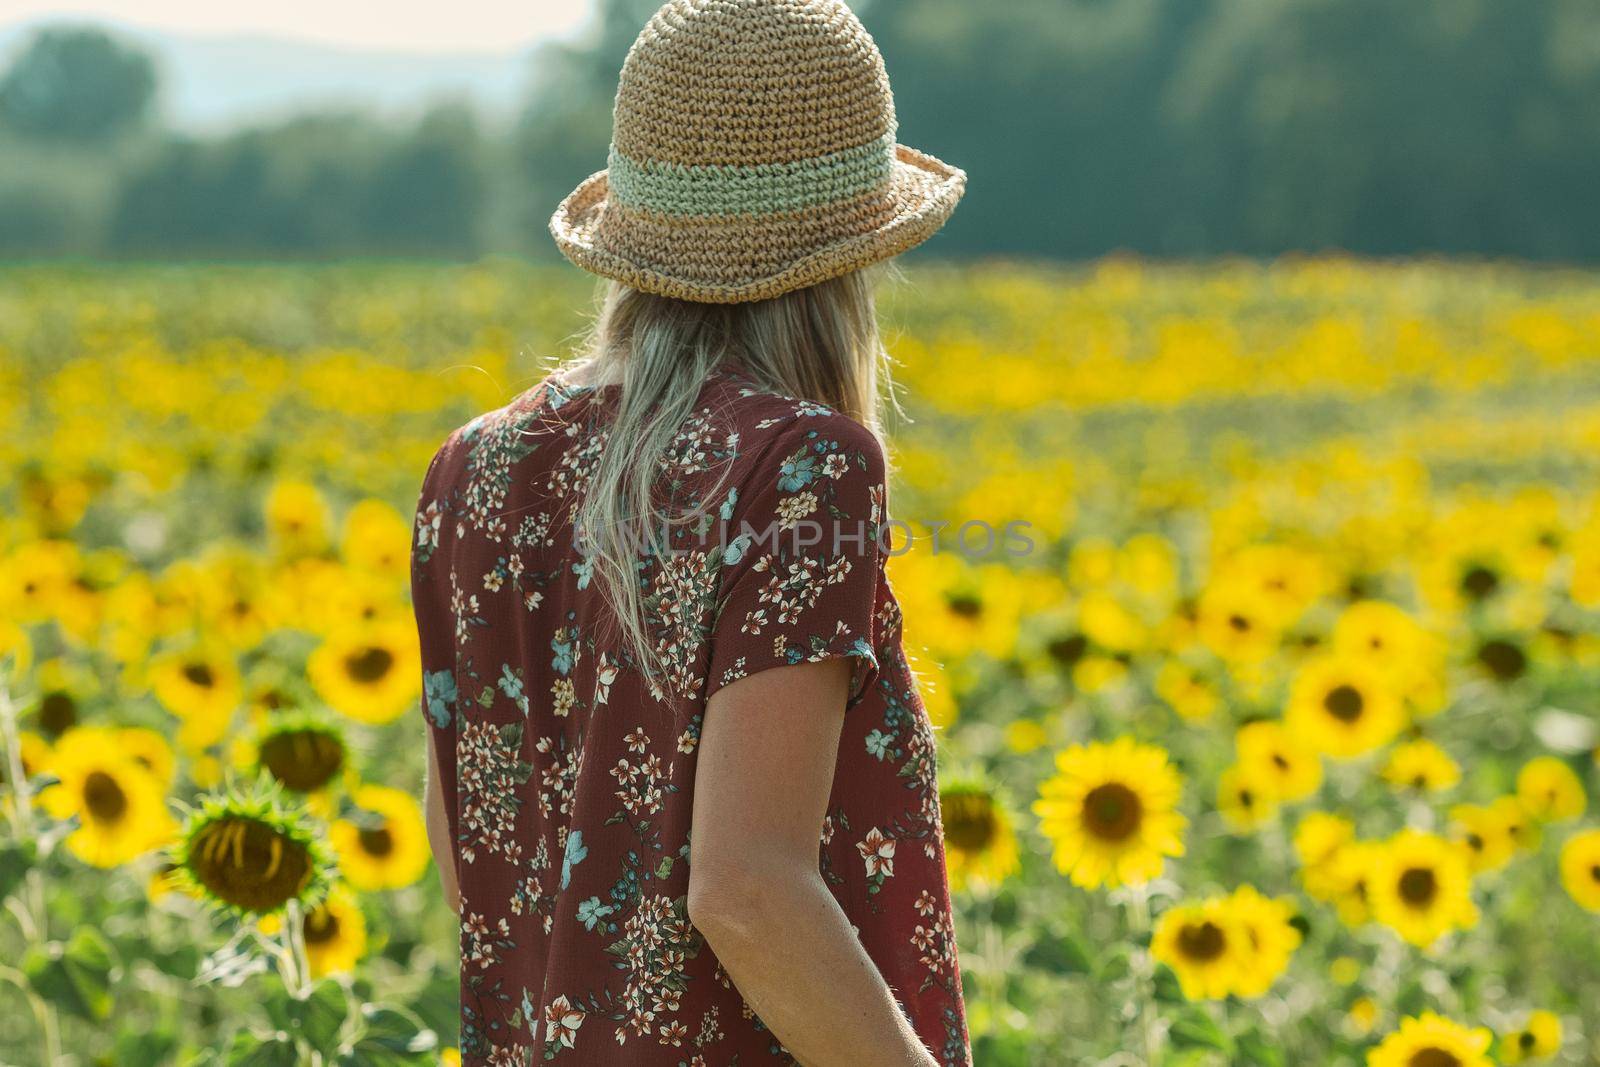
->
left=704, top=416, right=888, bottom=708
left=410, top=439, right=461, bottom=838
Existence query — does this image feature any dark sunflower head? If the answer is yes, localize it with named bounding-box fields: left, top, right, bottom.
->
left=171, top=782, right=333, bottom=917
left=256, top=715, right=348, bottom=794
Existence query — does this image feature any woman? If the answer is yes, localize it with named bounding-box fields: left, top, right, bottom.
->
left=410, top=1, right=968, bottom=1063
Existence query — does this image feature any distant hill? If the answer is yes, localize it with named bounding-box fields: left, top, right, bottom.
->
left=0, top=19, right=536, bottom=130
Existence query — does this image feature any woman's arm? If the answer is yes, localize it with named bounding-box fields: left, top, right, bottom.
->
left=688, top=659, right=937, bottom=1067
left=423, top=727, right=460, bottom=912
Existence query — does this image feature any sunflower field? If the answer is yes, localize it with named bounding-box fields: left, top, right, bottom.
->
left=2, top=258, right=1599, bottom=1066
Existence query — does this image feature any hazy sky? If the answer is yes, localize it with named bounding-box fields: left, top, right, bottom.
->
left=0, top=0, right=594, bottom=51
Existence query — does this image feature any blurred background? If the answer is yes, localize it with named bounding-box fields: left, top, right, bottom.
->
left=6, top=0, right=1600, bottom=262
left=4, top=3, right=1600, bottom=1066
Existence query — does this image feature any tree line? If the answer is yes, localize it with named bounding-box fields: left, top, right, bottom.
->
left=5, top=0, right=1600, bottom=262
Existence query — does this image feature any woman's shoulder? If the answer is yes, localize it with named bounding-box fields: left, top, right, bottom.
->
left=708, top=372, right=885, bottom=476
left=424, top=373, right=589, bottom=476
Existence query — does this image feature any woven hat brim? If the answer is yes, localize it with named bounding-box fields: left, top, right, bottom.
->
left=548, top=144, right=966, bottom=304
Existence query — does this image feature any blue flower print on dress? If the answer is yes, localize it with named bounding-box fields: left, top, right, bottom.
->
left=551, top=632, right=576, bottom=676
left=423, top=670, right=458, bottom=729
left=497, top=664, right=530, bottom=716
left=576, top=896, right=616, bottom=931
left=777, top=448, right=818, bottom=492
left=561, top=830, right=587, bottom=891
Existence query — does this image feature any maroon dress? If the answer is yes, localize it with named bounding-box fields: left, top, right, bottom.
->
left=411, top=366, right=969, bottom=1066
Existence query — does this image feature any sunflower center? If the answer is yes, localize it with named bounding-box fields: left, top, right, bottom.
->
left=1464, top=833, right=1483, bottom=853
left=946, top=593, right=983, bottom=620
left=1408, top=1049, right=1461, bottom=1067
left=1227, top=613, right=1251, bottom=633
left=1398, top=866, right=1437, bottom=906
left=942, top=792, right=999, bottom=852
left=1323, top=684, right=1365, bottom=723
left=83, top=771, right=128, bottom=822
left=1047, top=634, right=1087, bottom=666
left=1589, top=864, right=1600, bottom=882
left=1081, top=783, right=1142, bottom=842
left=187, top=816, right=313, bottom=913
left=259, top=729, right=345, bottom=793
left=1459, top=565, right=1498, bottom=601
left=345, top=646, right=395, bottom=683
left=1476, top=639, right=1526, bottom=681
left=183, top=662, right=216, bottom=688
left=1271, top=752, right=1290, bottom=771
left=1519, top=1032, right=1535, bottom=1050
left=38, top=691, right=78, bottom=736
left=1176, top=921, right=1227, bottom=962
left=303, top=907, right=341, bottom=945
left=359, top=825, right=395, bottom=857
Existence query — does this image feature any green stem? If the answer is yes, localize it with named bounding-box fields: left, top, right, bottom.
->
left=282, top=899, right=310, bottom=997
left=1122, top=884, right=1159, bottom=1067
left=0, top=668, right=63, bottom=1065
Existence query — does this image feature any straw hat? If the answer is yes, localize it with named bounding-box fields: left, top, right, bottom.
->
left=549, top=0, right=966, bottom=304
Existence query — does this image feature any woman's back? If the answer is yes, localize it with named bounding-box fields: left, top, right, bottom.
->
left=412, top=366, right=967, bottom=1065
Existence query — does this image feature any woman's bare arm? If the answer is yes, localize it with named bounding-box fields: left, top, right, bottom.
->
left=688, top=659, right=937, bottom=1067
left=424, top=727, right=460, bottom=912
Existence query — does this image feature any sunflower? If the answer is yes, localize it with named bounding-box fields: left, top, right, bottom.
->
left=1286, top=654, right=1404, bottom=759
left=1367, top=1012, right=1493, bottom=1067
left=1195, top=580, right=1281, bottom=665
left=1032, top=737, right=1187, bottom=889
left=1294, top=811, right=1356, bottom=903
left=1447, top=803, right=1516, bottom=874
left=149, top=646, right=243, bottom=749
left=1235, top=719, right=1323, bottom=801
left=939, top=782, right=1020, bottom=893
left=1077, top=591, right=1148, bottom=654
left=1559, top=829, right=1600, bottom=912
left=117, top=727, right=177, bottom=787
left=1155, top=660, right=1220, bottom=723
left=330, top=784, right=430, bottom=891
left=1217, top=764, right=1280, bottom=831
left=1328, top=600, right=1449, bottom=714
left=1515, top=757, right=1585, bottom=822
left=1382, top=739, right=1461, bottom=794
left=299, top=887, right=369, bottom=977
left=0, top=539, right=79, bottom=624
left=1226, top=884, right=1301, bottom=998
left=1492, top=795, right=1542, bottom=853
left=1500, top=1010, right=1562, bottom=1064
left=1331, top=600, right=1435, bottom=677
left=38, top=728, right=176, bottom=868
left=341, top=499, right=411, bottom=578
left=1326, top=839, right=1385, bottom=928
left=173, top=786, right=333, bottom=916
left=1151, top=897, right=1247, bottom=1000
left=1369, top=830, right=1478, bottom=947
left=256, top=716, right=349, bottom=794
left=308, top=618, right=421, bottom=724
left=265, top=480, right=330, bottom=557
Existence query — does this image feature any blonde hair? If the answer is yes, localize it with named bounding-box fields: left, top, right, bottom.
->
left=563, top=264, right=894, bottom=686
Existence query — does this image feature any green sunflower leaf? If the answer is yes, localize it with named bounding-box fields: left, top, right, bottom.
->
left=265, top=978, right=351, bottom=1052
left=0, top=839, right=36, bottom=901
left=22, top=926, right=116, bottom=1021
left=225, top=1029, right=301, bottom=1067
left=1167, top=1007, right=1233, bottom=1053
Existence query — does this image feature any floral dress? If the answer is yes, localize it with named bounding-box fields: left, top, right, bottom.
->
left=411, top=366, right=969, bottom=1066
